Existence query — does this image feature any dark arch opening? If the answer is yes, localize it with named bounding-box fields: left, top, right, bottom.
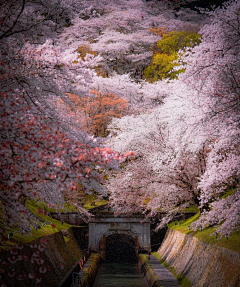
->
left=105, top=234, right=136, bottom=263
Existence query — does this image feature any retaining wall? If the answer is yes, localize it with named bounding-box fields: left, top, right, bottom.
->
left=82, top=253, right=102, bottom=287
left=0, top=227, right=84, bottom=287
left=157, top=228, right=240, bottom=287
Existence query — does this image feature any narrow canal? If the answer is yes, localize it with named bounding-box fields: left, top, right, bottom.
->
left=92, top=263, right=148, bottom=287
left=92, top=234, right=149, bottom=287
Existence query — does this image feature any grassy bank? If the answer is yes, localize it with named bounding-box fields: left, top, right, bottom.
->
left=168, top=212, right=240, bottom=253
left=0, top=190, right=108, bottom=251
left=0, top=200, right=74, bottom=251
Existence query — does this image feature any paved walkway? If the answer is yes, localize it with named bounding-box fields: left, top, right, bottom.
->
left=147, top=255, right=181, bottom=287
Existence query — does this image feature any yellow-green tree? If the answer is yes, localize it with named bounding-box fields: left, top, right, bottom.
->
left=144, top=31, right=201, bottom=82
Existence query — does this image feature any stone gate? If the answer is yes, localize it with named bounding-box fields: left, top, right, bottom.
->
left=88, top=214, right=151, bottom=255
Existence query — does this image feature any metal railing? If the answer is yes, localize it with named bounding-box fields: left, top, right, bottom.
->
left=71, top=249, right=91, bottom=287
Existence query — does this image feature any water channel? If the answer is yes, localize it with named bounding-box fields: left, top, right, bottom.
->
left=92, top=234, right=149, bottom=287
left=92, top=262, right=149, bottom=287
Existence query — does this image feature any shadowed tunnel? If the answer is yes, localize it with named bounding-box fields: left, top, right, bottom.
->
left=105, top=234, right=137, bottom=263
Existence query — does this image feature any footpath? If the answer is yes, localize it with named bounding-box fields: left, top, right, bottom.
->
left=140, top=254, right=181, bottom=287
left=148, top=255, right=181, bottom=287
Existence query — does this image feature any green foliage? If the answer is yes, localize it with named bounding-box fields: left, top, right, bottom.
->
left=220, top=187, right=235, bottom=199
left=180, top=204, right=199, bottom=213
left=78, top=191, right=108, bottom=209
left=157, top=31, right=201, bottom=54
left=144, top=52, right=183, bottom=81
left=169, top=213, right=240, bottom=253
left=0, top=200, right=73, bottom=250
left=34, top=200, right=78, bottom=213
left=143, top=197, right=151, bottom=205
left=144, top=31, right=201, bottom=82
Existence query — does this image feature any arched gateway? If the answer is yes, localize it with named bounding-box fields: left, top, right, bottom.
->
left=88, top=210, right=151, bottom=260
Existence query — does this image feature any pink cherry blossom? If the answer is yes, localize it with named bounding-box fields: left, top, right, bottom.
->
left=28, top=273, right=36, bottom=279
left=39, top=266, right=47, bottom=274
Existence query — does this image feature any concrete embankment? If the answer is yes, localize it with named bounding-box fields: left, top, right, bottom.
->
left=157, top=228, right=240, bottom=287
left=139, top=254, right=181, bottom=287
left=60, top=253, right=101, bottom=287
left=1, top=227, right=84, bottom=287
left=139, top=254, right=161, bottom=287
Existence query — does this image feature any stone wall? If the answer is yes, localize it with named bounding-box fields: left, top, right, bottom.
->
left=82, top=253, right=102, bottom=287
left=1, top=227, right=84, bottom=287
left=49, top=212, right=86, bottom=226
left=157, top=228, right=240, bottom=287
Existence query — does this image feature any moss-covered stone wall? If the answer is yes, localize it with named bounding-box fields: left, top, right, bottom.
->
left=0, top=227, right=83, bottom=287
left=82, top=253, right=102, bottom=287
left=157, top=228, right=240, bottom=287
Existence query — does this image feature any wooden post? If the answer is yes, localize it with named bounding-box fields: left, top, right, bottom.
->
left=99, top=235, right=106, bottom=259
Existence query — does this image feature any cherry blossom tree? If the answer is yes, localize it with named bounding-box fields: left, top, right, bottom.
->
left=58, top=0, right=206, bottom=79
left=0, top=0, right=133, bottom=236
left=91, top=74, right=173, bottom=111
left=107, top=95, right=208, bottom=227
left=1, top=0, right=238, bottom=243
left=192, top=124, right=240, bottom=236
left=0, top=87, right=131, bottom=233
left=63, top=90, right=128, bottom=137
left=178, top=0, right=240, bottom=236
left=3, top=1, right=236, bottom=286
left=107, top=0, right=240, bottom=236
